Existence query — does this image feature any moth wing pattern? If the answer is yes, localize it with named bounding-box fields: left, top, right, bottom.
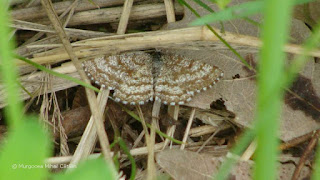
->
left=113, top=52, right=154, bottom=105
left=154, top=54, right=223, bottom=106
left=83, top=51, right=223, bottom=106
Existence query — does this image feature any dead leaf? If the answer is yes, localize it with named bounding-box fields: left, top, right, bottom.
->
left=52, top=106, right=91, bottom=139
left=156, top=149, right=311, bottom=180
left=156, top=149, right=221, bottom=180
left=72, top=87, right=88, bottom=109
left=293, top=0, right=320, bottom=30
left=309, top=0, right=320, bottom=26
left=161, top=0, right=319, bottom=142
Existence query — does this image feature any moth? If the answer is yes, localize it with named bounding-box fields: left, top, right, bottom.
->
left=82, top=51, right=223, bottom=105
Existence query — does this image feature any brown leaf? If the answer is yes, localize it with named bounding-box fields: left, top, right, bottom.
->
left=156, top=149, right=311, bottom=180
left=293, top=1, right=320, bottom=30
left=161, top=0, right=319, bottom=142
left=156, top=149, right=220, bottom=180
left=72, top=87, right=88, bottom=109
left=308, top=0, right=320, bottom=27
left=52, top=106, right=91, bottom=139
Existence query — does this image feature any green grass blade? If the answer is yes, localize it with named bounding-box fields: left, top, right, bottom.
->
left=112, top=154, right=120, bottom=171
left=17, top=81, right=33, bottom=98
left=196, top=0, right=260, bottom=28
left=53, top=158, right=116, bottom=180
left=0, top=117, right=52, bottom=180
left=118, top=137, right=137, bottom=180
left=0, top=0, right=23, bottom=128
left=242, top=17, right=261, bottom=27
left=312, top=142, right=320, bottom=180
left=283, top=22, right=320, bottom=87
left=193, top=0, right=215, bottom=13
left=191, top=1, right=264, bottom=26
left=254, top=0, right=294, bottom=179
left=213, top=0, right=231, bottom=9
left=16, top=55, right=100, bottom=93
left=191, top=0, right=313, bottom=26
left=0, top=3, right=53, bottom=180
left=192, top=0, right=226, bottom=31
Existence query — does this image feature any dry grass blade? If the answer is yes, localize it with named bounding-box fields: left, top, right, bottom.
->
left=240, top=139, right=257, bottom=161
left=68, top=89, right=110, bottom=167
left=61, top=0, right=79, bottom=27
left=188, top=125, right=221, bottom=137
left=12, top=0, right=130, bottom=20
left=117, top=0, right=134, bottom=34
left=37, top=66, right=70, bottom=155
left=0, top=62, right=79, bottom=109
left=40, top=0, right=116, bottom=175
left=180, top=108, right=196, bottom=150
left=15, top=26, right=320, bottom=67
left=136, top=105, right=156, bottom=179
left=291, top=129, right=320, bottom=180
left=18, top=0, right=81, bottom=57
left=163, top=105, right=179, bottom=149
left=12, top=20, right=110, bottom=40
left=46, top=142, right=167, bottom=165
left=150, top=100, right=162, bottom=179
left=164, top=0, right=176, bottom=23
left=196, top=124, right=224, bottom=153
